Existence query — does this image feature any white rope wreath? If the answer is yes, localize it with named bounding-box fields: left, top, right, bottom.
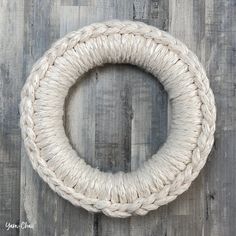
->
left=20, top=20, right=216, bottom=218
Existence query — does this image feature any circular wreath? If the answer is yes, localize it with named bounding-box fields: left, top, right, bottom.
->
left=20, top=20, right=216, bottom=218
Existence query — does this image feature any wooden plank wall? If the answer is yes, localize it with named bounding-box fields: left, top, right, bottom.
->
left=0, top=0, right=235, bottom=235
left=0, top=1, right=24, bottom=236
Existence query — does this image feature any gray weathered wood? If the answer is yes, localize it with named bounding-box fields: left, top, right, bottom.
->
left=204, top=0, right=236, bottom=235
left=0, top=0, right=235, bottom=235
left=20, top=1, right=65, bottom=236
left=0, top=1, right=24, bottom=235
left=165, top=0, right=206, bottom=235
left=129, top=1, right=169, bottom=236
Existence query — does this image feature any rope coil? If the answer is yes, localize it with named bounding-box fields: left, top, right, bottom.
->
left=20, top=20, right=216, bottom=218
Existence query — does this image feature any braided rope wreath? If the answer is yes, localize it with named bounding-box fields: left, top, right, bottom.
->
left=20, top=20, right=216, bottom=218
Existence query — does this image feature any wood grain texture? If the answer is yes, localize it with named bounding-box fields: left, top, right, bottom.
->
left=20, top=1, right=64, bottom=236
left=0, top=1, right=24, bottom=235
left=166, top=1, right=206, bottom=235
left=204, top=0, right=236, bottom=235
left=129, top=2, right=169, bottom=235
left=0, top=0, right=235, bottom=235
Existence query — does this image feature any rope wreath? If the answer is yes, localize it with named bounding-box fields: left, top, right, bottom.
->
left=20, top=20, right=216, bottom=218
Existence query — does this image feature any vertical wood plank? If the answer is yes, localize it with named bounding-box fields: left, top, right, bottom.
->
left=167, top=0, right=206, bottom=235
left=129, top=71, right=168, bottom=236
left=0, top=0, right=24, bottom=235
left=204, top=0, right=236, bottom=235
left=89, top=65, right=133, bottom=235
left=129, top=1, right=169, bottom=236
left=60, top=6, right=96, bottom=236
left=20, top=1, right=65, bottom=236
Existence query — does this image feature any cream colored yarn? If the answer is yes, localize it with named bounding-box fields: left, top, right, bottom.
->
left=20, top=20, right=216, bottom=218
